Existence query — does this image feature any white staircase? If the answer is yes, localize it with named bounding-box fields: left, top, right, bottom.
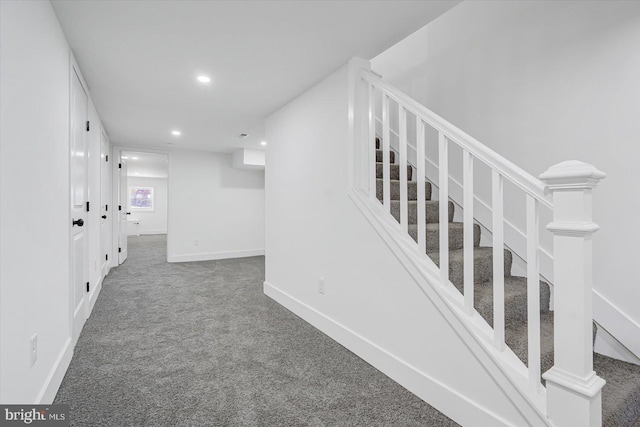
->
left=347, top=58, right=639, bottom=426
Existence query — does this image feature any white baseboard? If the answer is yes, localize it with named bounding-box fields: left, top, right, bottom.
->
left=139, top=230, right=166, bottom=235
left=594, top=290, right=640, bottom=362
left=168, top=248, right=264, bottom=263
left=263, top=281, right=515, bottom=427
left=127, top=230, right=167, bottom=236
left=88, top=275, right=103, bottom=314
left=36, top=337, right=73, bottom=404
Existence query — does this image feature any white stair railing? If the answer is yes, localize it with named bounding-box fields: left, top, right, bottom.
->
left=352, top=62, right=606, bottom=426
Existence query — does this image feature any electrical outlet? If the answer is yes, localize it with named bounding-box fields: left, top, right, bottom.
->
left=30, top=334, right=37, bottom=368
left=194, top=239, right=199, bottom=246
left=318, top=278, right=325, bottom=295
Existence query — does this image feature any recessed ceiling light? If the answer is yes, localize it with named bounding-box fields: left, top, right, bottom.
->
left=261, top=141, right=267, bottom=146
left=122, top=156, right=129, bottom=159
left=131, top=156, right=139, bottom=160
left=171, top=130, right=181, bottom=136
left=197, top=75, right=211, bottom=84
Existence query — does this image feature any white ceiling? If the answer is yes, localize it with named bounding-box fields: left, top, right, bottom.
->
left=51, top=0, right=460, bottom=153
left=123, top=151, right=168, bottom=179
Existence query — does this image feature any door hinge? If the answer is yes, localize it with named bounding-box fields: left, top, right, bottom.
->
left=118, top=205, right=122, bottom=211
left=106, top=254, right=108, bottom=261
left=118, top=247, right=122, bottom=253
left=106, top=155, right=109, bottom=162
left=86, top=282, right=90, bottom=292
left=86, top=121, right=90, bottom=132
left=118, top=163, right=122, bottom=169
left=105, top=204, right=108, bottom=211
left=86, top=201, right=90, bottom=212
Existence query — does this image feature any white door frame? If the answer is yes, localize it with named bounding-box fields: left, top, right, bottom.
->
left=118, top=157, right=128, bottom=264
left=69, top=57, right=90, bottom=345
left=111, top=146, right=171, bottom=262
left=100, top=127, right=112, bottom=277
left=111, top=149, right=127, bottom=264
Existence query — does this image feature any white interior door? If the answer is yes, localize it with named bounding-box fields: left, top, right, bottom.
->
left=70, top=68, right=89, bottom=343
left=118, top=158, right=128, bottom=264
left=100, top=130, right=110, bottom=275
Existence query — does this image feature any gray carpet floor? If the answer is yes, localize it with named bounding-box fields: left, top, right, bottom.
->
left=54, top=234, right=458, bottom=426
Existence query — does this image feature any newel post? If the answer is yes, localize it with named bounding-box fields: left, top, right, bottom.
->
left=539, top=161, right=606, bottom=427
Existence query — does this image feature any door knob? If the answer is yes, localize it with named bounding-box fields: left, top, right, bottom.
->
left=72, top=218, right=84, bottom=227
left=126, top=212, right=131, bottom=215
left=102, top=215, right=107, bottom=219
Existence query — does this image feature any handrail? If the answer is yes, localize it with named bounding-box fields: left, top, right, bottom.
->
left=361, top=70, right=552, bottom=209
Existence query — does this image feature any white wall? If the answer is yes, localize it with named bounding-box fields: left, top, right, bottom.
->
left=167, top=150, right=264, bottom=262
left=0, top=0, right=73, bottom=403
left=372, top=1, right=640, bottom=337
left=127, top=176, right=167, bottom=235
left=264, top=64, right=541, bottom=426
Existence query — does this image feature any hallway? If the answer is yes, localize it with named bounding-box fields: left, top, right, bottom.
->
left=54, top=235, right=456, bottom=426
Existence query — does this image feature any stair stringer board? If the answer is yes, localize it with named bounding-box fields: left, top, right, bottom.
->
left=348, top=187, right=551, bottom=426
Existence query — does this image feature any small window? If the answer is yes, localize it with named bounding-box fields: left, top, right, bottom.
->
left=129, top=187, right=154, bottom=211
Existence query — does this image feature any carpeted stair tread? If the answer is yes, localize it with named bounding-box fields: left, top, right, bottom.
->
left=428, top=247, right=513, bottom=287
left=376, top=163, right=413, bottom=181
left=376, top=149, right=395, bottom=163
left=504, top=309, right=640, bottom=427
left=468, top=276, right=551, bottom=330
left=408, top=222, right=480, bottom=251
left=390, top=200, right=454, bottom=224
left=504, top=310, right=556, bottom=380
left=596, top=353, right=640, bottom=427
left=376, top=179, right=432, bottom=201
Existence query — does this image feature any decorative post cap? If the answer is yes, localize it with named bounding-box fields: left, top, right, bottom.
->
left=539, top=161, right=606, bottom=190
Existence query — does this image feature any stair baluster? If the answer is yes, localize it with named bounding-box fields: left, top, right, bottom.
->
left=463, top=150, right=475, bottom=315
left=382, top=94, right=391, bottom=214
left=527, top=194, right=541, bottom=393
left=399, top=106, right=409, bottom=234
left=438, top=133, right=449, bottom=286
left=368, top=83, right=377, bottom=203
left=526, top=195, right=542, bottom=393
left=416, top=120, right=427, bottom=255
left=492, top=170, right=506, bottom=351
